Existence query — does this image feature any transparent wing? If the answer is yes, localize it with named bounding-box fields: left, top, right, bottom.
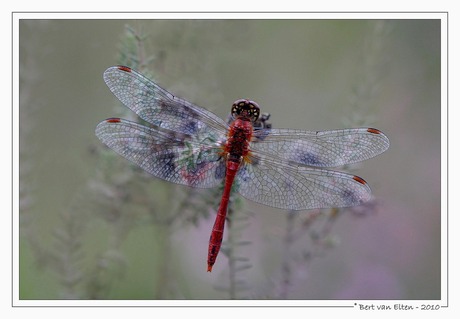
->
left=252, top=127, right=389, bottom=167
left=235, top=154, right=372, bottom=210
left=103, top=66, right=229, bottom=136
left=95, top=118, right=225, bottom=188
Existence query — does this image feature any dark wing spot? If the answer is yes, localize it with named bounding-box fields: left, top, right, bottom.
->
left=352, top=175, right=367, bottom=185
left=156, top=153, right=176, bottom=177
left=106, top=117, right=121, bottom=123
left=295, top=150, right=323, bottom=166
left=184, top=120, right=199, bottom=135
left=367, top=127, right=382, bottom=135
left=236, top=165, right=250, bottom=182
left=214, top=161, right=226, bottom=180
left=117, top=66, right=132, bottom=72
left=341, top=189, right=362, bottom=206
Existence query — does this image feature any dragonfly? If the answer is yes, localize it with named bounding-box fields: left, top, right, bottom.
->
left=95, top=65, right=390, bottom=272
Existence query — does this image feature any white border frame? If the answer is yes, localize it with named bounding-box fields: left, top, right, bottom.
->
left=11, top=11, right=449, bottom=310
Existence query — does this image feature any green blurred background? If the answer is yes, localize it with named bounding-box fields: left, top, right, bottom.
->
left=19, top=19, right=441, bottom=300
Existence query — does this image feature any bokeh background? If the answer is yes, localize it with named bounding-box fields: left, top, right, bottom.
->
left=19, top=19, right=441, bottom=300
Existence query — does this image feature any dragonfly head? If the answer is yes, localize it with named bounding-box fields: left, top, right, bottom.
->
left=231, top=99, right=260, bottom=122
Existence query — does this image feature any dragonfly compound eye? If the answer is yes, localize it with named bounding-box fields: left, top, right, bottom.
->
left=231, top=99, right=260, bottom=122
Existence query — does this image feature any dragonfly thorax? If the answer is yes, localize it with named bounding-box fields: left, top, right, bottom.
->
left=231, top=99, right=260, bottom=122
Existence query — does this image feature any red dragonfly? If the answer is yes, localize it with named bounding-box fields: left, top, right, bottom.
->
left=96, top=66, right=390, bottom=272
